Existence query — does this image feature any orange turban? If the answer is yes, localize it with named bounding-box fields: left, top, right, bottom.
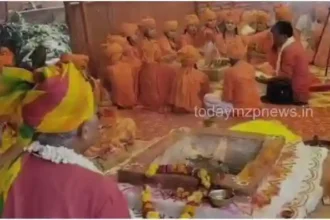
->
left=274, top=4, right=293, bottom=22
left=140, top=17, right=156, bottom=29
left=256, top=10, right=271, bottom=24
left=184, top=14, right=200, bottom=26
left=0, top=47, right=14, bottom=67
left=217, top=9, right=230, bottom=23
left=201, top=8, right=217, bottom=22
left=120, top=23, right=138, bottom=37
left=178, top=45, right=202, bottom=63
left=103, top=42, right=123, bottom=62
left=106, top=35, right=128, bottom=47
left=60, top=53, right=89, bottom=70
left=225, top=10, right=240, bottom=24
left=241, top=10, right=257, bottom=24
left=164, top=20, right=179, bottom=32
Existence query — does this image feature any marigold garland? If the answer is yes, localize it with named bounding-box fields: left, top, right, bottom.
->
left=142, top=164, right=211, bottom=218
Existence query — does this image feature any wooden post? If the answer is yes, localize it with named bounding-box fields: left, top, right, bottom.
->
left=4, top=1, right=8, bottom=22
left=312, top=7, right=330, bottom=67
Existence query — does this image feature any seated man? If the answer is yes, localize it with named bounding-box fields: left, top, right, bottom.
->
left=257, top=21, right=312, bottom=105
left=204, top=53, right=262, bottom=116
left=0, top=64, right=130, bottom=218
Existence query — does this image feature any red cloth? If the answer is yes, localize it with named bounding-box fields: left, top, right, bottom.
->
left=276, top=41, right=312, bottom=102
left=3, top=155, right=130, bottom=218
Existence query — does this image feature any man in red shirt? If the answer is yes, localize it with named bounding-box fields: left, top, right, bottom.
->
left=257, top=21, right=312, bottom=106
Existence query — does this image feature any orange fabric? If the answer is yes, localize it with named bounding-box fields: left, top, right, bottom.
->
left=225, top=9, right=241, bottom=24
left=185, top=14, right=200, bottom=26
left=217, top=9, right=230, bottom=24
left=140, top=17, right=156, bottom=30
left=201, top=8, right=217, bottom=22
left=138, top=38, right=176, bottom=111
left=222, top=60, right=262, bottom=109
left=103, top=43, right=124, bottom=63
left=274, top=4, right=293, bottom=22
left=170, top=45, right=209, bottom=112
left=180, top=33, right=196, bottom=48
left=121, top=23, right=139, bottom=37
left=104, top=61, right=136, bottom=108
left=241, top=10, right=257, bottom=25
left=106, top=35, right=128, bottom=48
left=277, top=41, right=313, bottom=102
left=257, top=10, right=271, bottom=24
left=216, top=33, right=247, bottom=59
left=170, top=67, right=209, bottom=112
left=164, top=20, right=178, bottom=32
left=0, top=47, right=14, bottom=67
left=158, top=35, right=178, bottom=58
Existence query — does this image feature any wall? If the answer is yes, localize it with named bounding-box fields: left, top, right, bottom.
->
left=19, top=7, right=65, bottom=24
left=66, top=1, right=196, bottom=76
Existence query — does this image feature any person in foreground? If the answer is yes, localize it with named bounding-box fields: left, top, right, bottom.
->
left=204, top=52, right=262, bottom=116
left=0, top=63, right=130, bottom=218
left=257, top=21, right=312, bottom=106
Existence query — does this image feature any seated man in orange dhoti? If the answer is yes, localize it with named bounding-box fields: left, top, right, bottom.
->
left=200, top=8, right=218, bottom=47
left=102, top=43, right=137, bottom=108
left=120, top=23, right=142, bottom=97
left=138, top=17, right=176, bottom=113
left=158, top=20, right=179, bottom=62
left=170, top=45, right=210, bottom=113
left=180, top=14, right=201, bottom=48
left=257, top=21, right=312, bottom=105
left=215, top=10, right=248, bottom=59
left=204, top=50, right=262, bottom=116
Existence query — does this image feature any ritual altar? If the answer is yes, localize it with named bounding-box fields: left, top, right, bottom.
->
left=109, top=125, right=330, bottom=218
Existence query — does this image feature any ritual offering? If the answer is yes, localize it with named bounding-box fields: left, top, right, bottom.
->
left=197, top=57, right=230, bottom=81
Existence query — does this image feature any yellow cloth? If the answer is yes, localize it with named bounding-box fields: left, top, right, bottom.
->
left=164, top=20, right=179, bottom=32
left=230, top=120, right=301, bottom=143
left=185, top=14, right=200, bottom=26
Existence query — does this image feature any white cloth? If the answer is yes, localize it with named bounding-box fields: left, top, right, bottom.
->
left=275, top=36, right=295, bottom=75
left=240, top=25, right=256, bottom=36
left=296, top=14, right=313, bottom=38
left=203, top=41, right=220, bottom=65
left=203, top=93, right=234, bottom=114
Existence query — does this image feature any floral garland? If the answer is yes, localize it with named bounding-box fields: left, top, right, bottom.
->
left=25, top=142, right=103, bottom=174
left=142, top=163, right=211, bottom=218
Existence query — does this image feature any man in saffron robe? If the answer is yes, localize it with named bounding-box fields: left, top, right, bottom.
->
left=200, top=8, right=218, bottom=47
left=103, top=43, right=137, bottom=108
left=180, top=14, right=200, bottom=48
left=0, top=64, right=130, bottom=217
left=138, top=17, right=176, bottom=113
left=215, top=10, right=248, bottom=59
left=257, top=21, right=312, bottom=105
left=158, top=20, right=179, bottom=63
left=170, top=45, right=210, bottom=113
left=204, top=51, right=262, bottom=116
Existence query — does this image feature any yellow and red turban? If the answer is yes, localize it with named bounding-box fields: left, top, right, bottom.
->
left=60, top=53, right=89, bottom=70
left=256, top=10, right=271, bottom=24
left=120, top=23, right=139, bottom=37
left=184, top=14, right=200, bottom=26
left=0, top=63, right=95, bottom=211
